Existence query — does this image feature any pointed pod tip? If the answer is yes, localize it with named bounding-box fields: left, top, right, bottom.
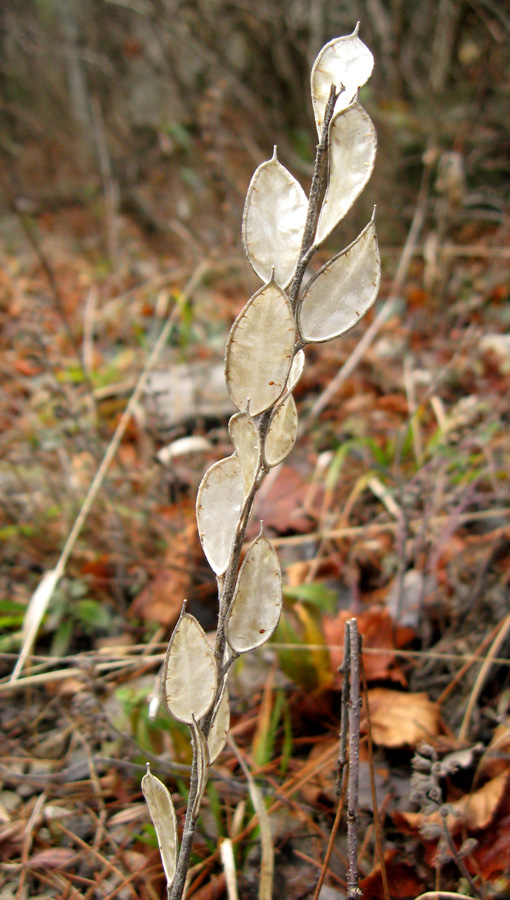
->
left=145, top=762, right=151, bottom=775
left=272, top=145, right=278, bottom=161
left=371, top=205, right=377, bottom=222
left=353, top=21, right=360, bottom=35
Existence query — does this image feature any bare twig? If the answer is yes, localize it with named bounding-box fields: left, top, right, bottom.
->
left=458, top=609, right=510, bottom=742
left=311, top=766, right=349, bottom=900
left=360, top=657, right=390, bottom=900
left=346, top=619, right=362, bottom=900
left=337, top=619, right=351, bottom=794
left=312, top=621, right=350, bottom=900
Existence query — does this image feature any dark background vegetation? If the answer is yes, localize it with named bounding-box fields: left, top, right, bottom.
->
left=2, top=0, right=509, bottom=246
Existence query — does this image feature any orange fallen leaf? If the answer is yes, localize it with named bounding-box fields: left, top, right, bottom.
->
left=323, top=607, right=414, bottom=687
left=366, top=688, right=441, bottom=748
left=129, top=522, right=199, bottom=626
left=251, top=466, right=321, bottom=534
left=394, top=771, right=509, bottom=836
left=472, top=789, right=510, bottom=878
left=458, top=770, right=509, bottom=831
left=360, top=849, right=424, bottom=900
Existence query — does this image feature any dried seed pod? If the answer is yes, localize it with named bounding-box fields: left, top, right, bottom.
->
left=243, top=148, right=307, bottom=288
left=226, top=531, right=282, bottom=653
left=141, top=765, right=178, bottom=888
left=311, top=24, right=374, bottom=134
left=190, top=718, right=210, bottom=818
left=287, top=349, right=305, bottom=391
left=207, top=684, right=230, bottom=764
left=229, top=412, right=260, bottom=498
left=196, top=456, right=244, bottom=574
left=315, top=103, right=376, bottom=245
left=298, top=217, right=380, bottom=344
left=264, top=393, right=298, bottom=468
left=225, top=280, right=295, bottom=416
left=162, top=612, right=217, bottom=724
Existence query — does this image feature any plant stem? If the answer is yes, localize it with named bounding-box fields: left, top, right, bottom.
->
left=168, top=749, right=200, bottom=900
left=441, top=819, right=481, bottom=899
left=312, top=620, right=351, bottom=900
left=167, top=85, right=341, bottom=900
left=360, top=656, right=390, bottom=900
left=289, top=83, right=339, bottom=310
left=346, top=619, right=362, bottom=900
left=337, top=619, right=351, bottom=794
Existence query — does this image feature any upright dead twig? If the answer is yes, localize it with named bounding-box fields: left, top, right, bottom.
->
left=347, top=619, right=362, bottom=900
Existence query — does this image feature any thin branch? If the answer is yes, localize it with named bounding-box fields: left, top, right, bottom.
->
left=311, top=764, right=349, bottom=900
left=337, top=619, right=351, bottom=794
left=346, top=619, right=362, bottom=900
left=360, top=657, right=390, bottom=900
left=289, top=83, right=339, bottom=310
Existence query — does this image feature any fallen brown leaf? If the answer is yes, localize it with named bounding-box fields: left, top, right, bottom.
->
left=251, top=466, right=320, bottom=534
left=366, top=688, right=441, bottom=748
left=458, top=770, right=509, bottom=831
left=394, top=771, right=509, bottom=836
left=323, top=607, right=414, bottom=687
left=129, top=521, right=199, bottom=626
left=360, top=849, right=424, bottom=900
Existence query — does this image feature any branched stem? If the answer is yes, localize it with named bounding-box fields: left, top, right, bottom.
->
left=167, top=86, right=343, bottom=897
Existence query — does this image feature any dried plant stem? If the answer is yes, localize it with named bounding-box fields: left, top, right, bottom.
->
left=289, top=83, right=339, bottom=311
left=360, top=658, right=390, bottom=900
left=169, top=752, right=200, bottom=900
left=313, top=620, right=362, bottom=900
left=337, top=619, right=351, bottom=793
left=346, top=619, right=362, bottom=900
left=312, top=623, right=350, bottom=900
left=169, top=102, right=342, bottom=894
left=311, top=766, right=348, bottom=900
left=440, top=820, right=481, bottom=899
left=458, top=609, right=510, bottom=742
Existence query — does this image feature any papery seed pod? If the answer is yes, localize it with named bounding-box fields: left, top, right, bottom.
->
left=190, top=717, right=210, bottom=818
left=225, top=279, right=295, bottom=416
left=196, top=456, right=244, bottom=575
left=243, top=148, right=308, bottom=288
left=264, top=393, right=298, bottom=468
left=207, top=684, right=230, bottom=764
left=226, top=530, right=282, bottom=653
left=287, top=349, right=305, bottom=392
left=162, top=611, right=217, bottom=724
left=142, top=765, right=178, bottom=888
left=311, top=24, right=374, bottom=134
left=229, top=412, right=260, bottom=498
left=315, top=103, right=377, bottom=246
left=298, top=217, right=380, bottom=344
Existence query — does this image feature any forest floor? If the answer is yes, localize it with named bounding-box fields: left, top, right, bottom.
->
left=1, top=152, right=510, bottom=900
